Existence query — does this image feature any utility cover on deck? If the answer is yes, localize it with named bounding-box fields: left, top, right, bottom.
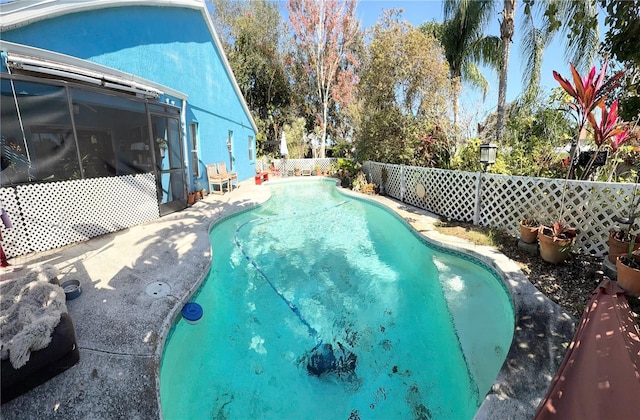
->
left=146, top=281, right=170, bottom=297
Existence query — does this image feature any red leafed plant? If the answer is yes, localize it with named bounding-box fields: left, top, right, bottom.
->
left=552, top=60, right=626, bottom=180
left=581, top=98, right=631, bottom=178
left=550, top=220, right=577, bottom=240
left=552, top=60, right=623, bottom=131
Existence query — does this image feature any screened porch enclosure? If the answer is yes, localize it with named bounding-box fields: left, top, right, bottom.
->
left=1, top=75, right=186, bottom=214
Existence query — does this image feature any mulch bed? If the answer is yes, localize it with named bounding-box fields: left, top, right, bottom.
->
left=492, top=230, right=640, bottom=327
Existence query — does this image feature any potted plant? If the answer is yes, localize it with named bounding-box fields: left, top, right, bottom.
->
left=313, top=164, right=320, bottom=176
left=156, top=137, right=168, bottom=158
left=194, top=180, right=206, bottom=199
left=294, top=166, right=301, bottom=176
left=519, top=218, right=540, bottom=244
left=187, top=191, right=197, bottom=205
left=609, top=229, right=639, bottom=264
left=538, top=221, right=577, bottom=264
left=379, top=167, right=388, bottom=196
left=616, top=237, right=640, bottom=296
left=608, top=180, right=639, bottom=263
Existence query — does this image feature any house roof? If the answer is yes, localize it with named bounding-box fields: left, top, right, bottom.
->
left=0, top=41, right=183, bottom=99
left=0, top=0, right=204, bottom=32
left=0, top=0, right=259, bottom=134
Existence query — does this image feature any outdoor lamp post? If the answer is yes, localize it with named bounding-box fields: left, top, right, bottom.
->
left=474, top=142, right=497, bottom=224
left=479, top=142, right=497, bottom=172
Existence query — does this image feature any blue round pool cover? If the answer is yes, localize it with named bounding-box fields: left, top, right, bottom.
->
left=182, top=302, right=203, bottom=323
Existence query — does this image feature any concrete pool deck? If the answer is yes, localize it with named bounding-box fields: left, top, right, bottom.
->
left=1, top=177, right=575, bottom=419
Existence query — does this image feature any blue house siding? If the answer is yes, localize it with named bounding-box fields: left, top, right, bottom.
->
left=1, top=3, right=257, bottom=183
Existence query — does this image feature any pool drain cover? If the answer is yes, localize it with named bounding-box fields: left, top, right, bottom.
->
left=146, top=281, right=170, bottom=297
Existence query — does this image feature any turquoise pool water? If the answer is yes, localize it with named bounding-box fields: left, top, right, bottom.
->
left=160, top=179, right=514, bottom=419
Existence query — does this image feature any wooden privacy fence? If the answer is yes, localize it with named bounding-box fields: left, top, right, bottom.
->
left=363, top=161, right=639, bottom=257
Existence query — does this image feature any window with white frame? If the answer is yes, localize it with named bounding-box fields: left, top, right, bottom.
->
left=248, top=135, right=254, bottom=161
left=227, top=130, right=234, bottom=170
left=190, top=123, right=199, bottom=178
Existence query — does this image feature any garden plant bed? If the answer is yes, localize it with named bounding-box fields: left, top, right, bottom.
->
left=435, top=220, right=640, bottom=328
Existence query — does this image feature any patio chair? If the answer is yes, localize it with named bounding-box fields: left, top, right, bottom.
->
left=206, top=164, right=230, bottom=194
left=269, top=162, right=281, bottom=176
left=217, top=162, right=238, bottom=191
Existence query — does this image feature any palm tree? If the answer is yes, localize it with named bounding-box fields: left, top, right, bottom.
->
left=442, top=0, right=515, bottom=144
left=437, top=0, right=501, bottom=129
left=448, top=0, right=600, bottom=143
left=496, top=0, right=515, bottom=143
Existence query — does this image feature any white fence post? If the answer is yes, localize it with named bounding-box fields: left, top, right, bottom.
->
left=400, top=165, right=405, bottom=202
left=473, top=172, right=482, bottom=225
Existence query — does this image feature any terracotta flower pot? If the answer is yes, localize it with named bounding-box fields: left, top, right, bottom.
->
left=608, top=231, right=639, bottom=264
left=519, top=220, right=539, bottom=244
left=538, top=226, right=576, bottom=264
left=616, top=257, right=640, bottom=296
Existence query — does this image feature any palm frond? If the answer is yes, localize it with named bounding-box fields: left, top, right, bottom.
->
left=461, top=61, right=489, bottom=100
left=558, top=0, right=599, bottom=71
left=520, top=13, right=549, bottom=104
left=470, top=35, right=501, bottom=70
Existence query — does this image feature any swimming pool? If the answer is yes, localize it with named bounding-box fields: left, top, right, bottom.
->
left=160, top=179, right=514, bottom=419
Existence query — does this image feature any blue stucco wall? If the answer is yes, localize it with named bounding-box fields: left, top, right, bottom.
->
left=2, top=5, right=257, bottom=183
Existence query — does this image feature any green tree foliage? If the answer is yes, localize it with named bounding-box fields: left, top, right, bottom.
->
left=444, top=0, right=600, bottom=144
left=468, top=89, right=574, bottom=177
left=450, top=138, right=482, bottom=172
left=502, top=94, right=574, bottom=177
left=601, top=0, right=640, bottom=121
left=441, top=0, right=512, bottom=143
left=601, top=0, right=640, bottom=64
left=355, top=10, right=452, bottom=167
left=601, top=141, right=640, bottom=183
left=283, top=117, right=308, bottom=159
left=449, top=138, right=512, bottom=174
left=209, top=0, right=291, bottom=156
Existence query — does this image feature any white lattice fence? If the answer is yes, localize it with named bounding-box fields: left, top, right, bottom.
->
left=364, top=161, right=640, bottom=257
left=385, top=164, right=404, bottom=199
left=364, top=161, right=382, bottom=185
left=0, top=174, right=159, bottom=258
left=479, top=175, right=566, bottom=231
left=266, top=158, right=337, bottom=174
left=367, top=162, right=478, bottom=222
left=427, top=169, right=478, bottom=222
left=557, top=181, right=638, bottom=255
left=365, top=162, right=403, bottom=200
left=480, top=175, right=639, bottom=255
left=0, top=187, right=27, bottom=259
